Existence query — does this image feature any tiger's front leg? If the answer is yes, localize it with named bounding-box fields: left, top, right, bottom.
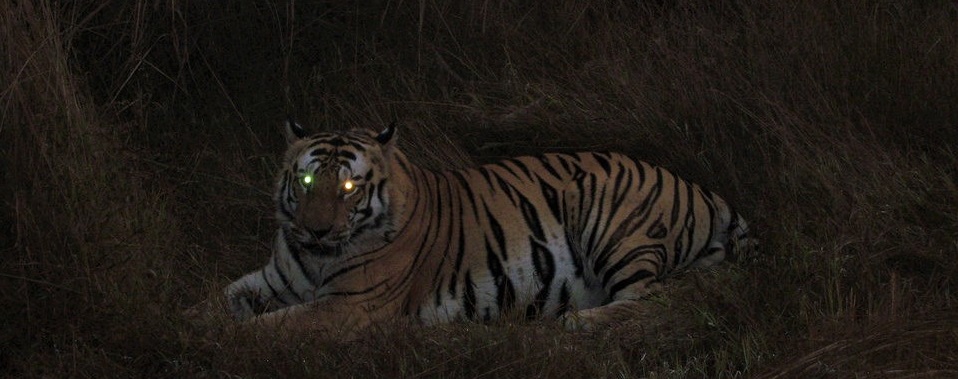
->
left=225, top=271, right=290, bottom=321
left=224, top=231, right=317, bottom=320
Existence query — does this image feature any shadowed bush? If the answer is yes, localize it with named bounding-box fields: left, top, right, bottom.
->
left=3, top=0, right=957, bottom=377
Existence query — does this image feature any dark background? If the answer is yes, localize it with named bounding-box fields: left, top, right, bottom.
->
left=3, top=1, right=957, bottom=377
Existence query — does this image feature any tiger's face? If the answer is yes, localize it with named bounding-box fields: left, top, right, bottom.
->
left=275, top=120, right=396, bottom=251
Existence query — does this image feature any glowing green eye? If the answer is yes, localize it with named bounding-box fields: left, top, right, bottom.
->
left=301, top=175, right=313, bottom=186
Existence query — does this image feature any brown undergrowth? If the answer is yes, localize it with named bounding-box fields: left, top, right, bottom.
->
left=3, top=0, right=957, bottom=377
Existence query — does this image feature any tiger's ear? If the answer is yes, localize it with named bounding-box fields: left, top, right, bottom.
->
left=284, top=116, right=308, bottom=143
left=375, top=122, right=397, bottom=145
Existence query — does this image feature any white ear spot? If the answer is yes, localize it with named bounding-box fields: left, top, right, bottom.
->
left=285, top=117, right=308, bottom=142
left=375, top=122, right=397, bottom=145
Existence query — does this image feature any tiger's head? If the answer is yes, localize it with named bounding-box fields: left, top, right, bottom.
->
left=275, top=119, right=399, bottom=253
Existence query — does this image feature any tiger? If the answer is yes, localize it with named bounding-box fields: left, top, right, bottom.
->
left=224, top=119, right=753, bottom=334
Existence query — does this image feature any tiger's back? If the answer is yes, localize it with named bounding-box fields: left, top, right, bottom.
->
left=224, top=123, right=752, bottom=332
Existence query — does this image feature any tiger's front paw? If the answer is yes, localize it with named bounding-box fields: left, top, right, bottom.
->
left=559, top=309, right=601, bottom=332
left=559, top=300, right=641, bottom=331
left=183, top=298, right=220, bottom=324
left=225, top=287, right=264, bottom=321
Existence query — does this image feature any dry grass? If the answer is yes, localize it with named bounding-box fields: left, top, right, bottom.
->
left=3, top=0, right=958, bottom=377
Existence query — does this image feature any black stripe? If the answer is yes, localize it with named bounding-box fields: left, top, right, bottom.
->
left=525, top=238, right=555, bottom=319
left=565, top=231, right=584, bottom=277
left=592, top=152, right=612, bottom=175
left=449, top=213, right=467, bottom=296
left=494, top=175, right=518, bottom=206
left=278, top=201, right=295, bottom=220
left=601, top=246, right=659, bottom=288
left=487, top=249, right=516, bottom=311
left=434, top=278, right=444, bottom=307
left=485, top=208, right=508, bottom=260
left=636, top=161, right=647, bottom=186
left=478, top=167, right=498, bottom=193
left=271, top=254, right=304, bottom=303
left=507, top=158, right=535, bottom=179
left=585, top=179, right=609, bottom=253
left=284, top=231, right=319, bottom=287
left=646, top=213, right=667, bottom=239
left=428, top=178, right=455, bottom=303
left=539, top=180, right=563, bottom=222
left=609, top=162, right=632, bottom=211
left=556, top=154, right=574, bottom=174
left=496, top=160, right=523, bottom=179
left=320, top=277, right=390, bottom=299
left=593, top=240, right=623, bottom=274
left=380, top=212, right=435, bottom=301
left=701, top=247, right=724, bottom=260
left=279, top=173, right=297, bottom=219
left=450, top=171, right=482, bottom=222
left=608, top=269, right=655, bottom=300
left=309, top=148, right=330, bottom=157
left=356, top=203, right=374, bottom=219
left=571, top=170, right=588, bottom=233
left=621, top=167, right=664, bottom=237
left=375, top=177, right=387, bottom=202
left=337, top=150, right=357, bottom=160
left=556, top=281, right=571, bottom=318
left=536, top=155, right=564, bottom=180
left=677, top=181, right=697, bottom=265
left=326, top=137, right=345, bottom=147
left=519, top=195, right=546, bottom=241
left=259, top=270, right=288, bottom=306
left=344, top=141, right=367, bottom=151
left=307, top=138, right=336, bottom=149
left=320, top=260, right=372, bottom=286
left=396, top=156, right=414, bottom=177
left=669, top=170, right=682, bottom=229
left=305, top=156, right=324, bottom=168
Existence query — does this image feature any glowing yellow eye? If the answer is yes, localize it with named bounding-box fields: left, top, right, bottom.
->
left=342, top=180, right=356, bottom=193
left=301, top=175, right=313, bottom=186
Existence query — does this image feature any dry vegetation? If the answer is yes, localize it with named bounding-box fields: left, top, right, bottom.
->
left=3, top=0, right=958, bottom=377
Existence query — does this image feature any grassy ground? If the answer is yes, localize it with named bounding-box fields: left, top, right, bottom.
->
left=3, top=0, right=958, bottom=377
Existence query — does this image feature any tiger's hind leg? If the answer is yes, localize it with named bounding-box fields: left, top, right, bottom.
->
left=561, top=286, right=664, bottom=331
left=560, top=245, right=665, bottom=331
left=245, top=297, right=399, bottom=341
